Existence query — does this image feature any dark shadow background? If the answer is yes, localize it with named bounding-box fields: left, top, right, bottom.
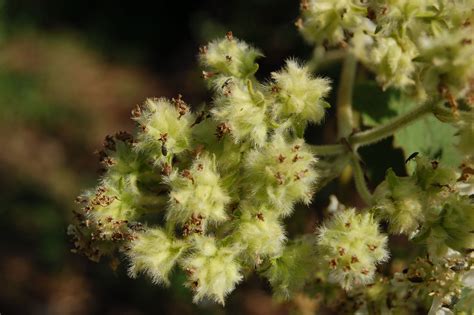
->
left=0, top=1, right=407, bottom=314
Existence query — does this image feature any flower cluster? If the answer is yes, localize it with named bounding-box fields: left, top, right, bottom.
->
left=391, top=255, right=474, bottom=314
left=67, top=1, right=474, bottom=310
left=69, top=33, right=331, bottom=304
left=299, top=0, right=474, bottom=100
left=373, top=157, right=474, bottom=259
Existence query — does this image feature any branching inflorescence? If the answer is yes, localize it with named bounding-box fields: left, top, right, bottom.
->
left=70, top=1, right=474, bottom=313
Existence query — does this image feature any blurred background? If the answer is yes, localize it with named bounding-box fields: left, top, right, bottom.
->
left=0, top=1, right=408, bottom=314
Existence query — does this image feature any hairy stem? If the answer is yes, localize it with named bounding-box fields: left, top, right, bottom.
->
left=309, top=47, right=347, bottom=72
left=337, top=53, right=357, bottom=139
left=349, top=102, right=434, bottom=148
left=350, top=154, right=373, bottom=206
left=432, top=104, right=474, bottom=123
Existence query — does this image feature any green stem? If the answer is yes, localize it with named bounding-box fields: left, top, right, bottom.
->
left=337, top=53, right=357, bottom=139
left=308, top=47, right=347, bottom=72
left=349, top=102, right=434, bottom=148
left=350, top=154, right=373, bottom=206
left=432, top=104, right=474, bottom=123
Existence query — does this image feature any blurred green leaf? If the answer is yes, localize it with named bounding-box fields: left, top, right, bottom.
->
left=392, top=96, right=461, bottom=173
left=354, top=82, right=461, bottom=173
left=353, top=81, right=400, bottom=127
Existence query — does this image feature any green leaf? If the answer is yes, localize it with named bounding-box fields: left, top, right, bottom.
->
left=353, top=82, right=400, bottom=127
left=390, top=96, right=461, bottom=173
left=353, top=82, right=461, bottom=173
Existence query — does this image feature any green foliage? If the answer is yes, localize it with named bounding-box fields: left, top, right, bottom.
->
left=392, top=97, right=462, bottom=172
left=355, top=84, right=463, bottom=172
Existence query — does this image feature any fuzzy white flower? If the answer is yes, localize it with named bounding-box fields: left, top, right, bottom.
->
left=271, top=60, right=331, bottom=126
left=234, top=203, right=286, bottom=260
left=133, top=98, right=194, bottom=164
left=200, top=33, right=262, bottom=79
left=244, top=133, right=318, bottom=216
left=212, top=78, right=268, bottom=146
left=167, top=154, right=231, bottom=227
left=181, top=235, right=243, bottom=305
left=317, top=208, right=389, bottom=290
left=127, top=228, right=187, bottom=285
left=299, top=0, right=370, bottom=46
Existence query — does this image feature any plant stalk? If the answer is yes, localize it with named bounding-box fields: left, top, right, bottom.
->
left=350, top=154, right=373, bottom=206
left=349, top=102, right=434, bottom=148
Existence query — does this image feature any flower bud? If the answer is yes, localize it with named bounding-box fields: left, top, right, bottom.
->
left=317, top=208, right=389, bottom=290
left=200, top=34, right=262, bottom=80
left=356, top=36, right=417, bottom=89
left=133, top=98, right=194, bottom=164
left=166, top=154, right=231, bottom=227
left=417, top=28, right=474, bottom=100
left=270, top=60, right=331, bottom=126
left=421, top=195, right=474, bottom=258
left=212, top=79, right=268, bottom=147
left=262, top=236, right=317, bottom=299
left=127, top=228, right=186, bottom=285
left=412, top=156, right=458, bottom=194
left=244, top=133, right=318, bottom=216
left=233, top=203, right=286, bottom=260
left=394, top=256, right=470, bottom=312
left=181, top=235, right=243, bottom=305
left=299, top=0, right=370, bottom=46
left=373, top=168, right=424, bottom=235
